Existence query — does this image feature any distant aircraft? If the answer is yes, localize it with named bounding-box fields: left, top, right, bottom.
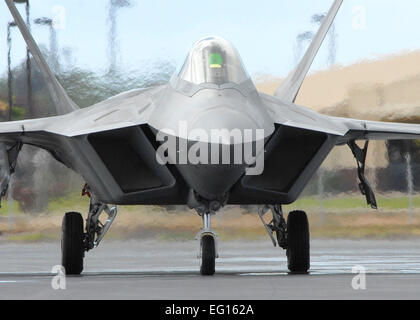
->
left=3, top=0, right=420, bottom=275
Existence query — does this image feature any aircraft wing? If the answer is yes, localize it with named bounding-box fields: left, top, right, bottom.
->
left=0, top=87, right=159, bottom=143
left=261, top=93, right=420, bottom=142
left=0, top=86, right=156, bottom=202
left=262, top=93, right=419, bottom=209
left=1, top=0, right=160, bottom=204
left=332, top=116, right=420, bottom=143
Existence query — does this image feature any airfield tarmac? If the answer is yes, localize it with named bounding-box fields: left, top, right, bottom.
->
left=1, top=239, right=420, bottom=299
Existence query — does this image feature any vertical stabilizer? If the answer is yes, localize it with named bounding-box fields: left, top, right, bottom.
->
left=274, top=0, right=343, bottom=103
left=5, top=0, right=79, bottom=115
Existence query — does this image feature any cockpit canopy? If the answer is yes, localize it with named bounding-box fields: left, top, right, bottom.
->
left=178, top=37, right=250, bottom=86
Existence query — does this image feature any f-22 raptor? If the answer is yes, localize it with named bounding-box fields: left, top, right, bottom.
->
left=3, top=0, right=420, bottom=275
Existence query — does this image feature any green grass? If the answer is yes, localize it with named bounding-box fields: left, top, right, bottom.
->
left=0, top=201, right=21, bottom=216
left=1, top=192, right=419, bottom=243
left=286, top=195, right=420, bottom=211
left=46, top=192, right=89, bottom=213
left=1, top=193, right=418, bottom=217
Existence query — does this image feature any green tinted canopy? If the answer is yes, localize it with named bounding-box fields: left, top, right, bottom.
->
left=209, top=53, right=223, bottom=68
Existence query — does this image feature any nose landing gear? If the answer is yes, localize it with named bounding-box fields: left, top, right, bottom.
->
left=196, top=213, right=218, bottom=276
left=190, top=190, right=225, bottom=276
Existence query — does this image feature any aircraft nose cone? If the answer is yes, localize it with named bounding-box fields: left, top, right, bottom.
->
left=173, top=106, right=267, bottom=200
left=190, top=105, right=260, bottom=144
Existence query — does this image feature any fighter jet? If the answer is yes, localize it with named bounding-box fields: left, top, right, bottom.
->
left=3, top=0, right=420, bottom=275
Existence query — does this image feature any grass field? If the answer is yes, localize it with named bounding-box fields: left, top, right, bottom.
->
left=0, top=192, right=419, bottom=242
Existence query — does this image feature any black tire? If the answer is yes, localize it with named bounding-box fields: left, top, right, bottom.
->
left=200, top=235, right=216, bottom=276
left=61, top=212, right=84, bottom=275
left=286, top=210, right=310, bottom=273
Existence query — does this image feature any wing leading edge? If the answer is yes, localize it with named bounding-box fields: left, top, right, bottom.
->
left=334, top=116, right=420, bottom=143
left=262, top=93, right=420, bottom=142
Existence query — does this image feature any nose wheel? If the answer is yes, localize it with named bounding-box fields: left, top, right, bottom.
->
left=197, top=213, right=218, bottom=276
left=200, top=235, right=216, bottom=275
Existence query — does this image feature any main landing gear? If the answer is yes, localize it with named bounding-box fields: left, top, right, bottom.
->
left=258, top=205, right=310, bottom=273
left=61, top=185, right=117, bottom=275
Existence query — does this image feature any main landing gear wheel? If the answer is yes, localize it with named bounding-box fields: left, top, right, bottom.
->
left=286, top=210, right=310, bottom=273
left=61, top=212, right=84, bottom=275
left=200, top=235, right=216, bottom=276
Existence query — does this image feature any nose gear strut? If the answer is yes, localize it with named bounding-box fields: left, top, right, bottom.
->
left=196, top=212, right=218, bottom=276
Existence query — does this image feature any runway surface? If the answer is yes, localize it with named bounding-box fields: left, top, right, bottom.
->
left=1, top=239, right=420, bottom=299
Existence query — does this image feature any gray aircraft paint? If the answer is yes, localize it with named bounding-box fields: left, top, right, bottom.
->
left=1, top=0, right=420, bottom=206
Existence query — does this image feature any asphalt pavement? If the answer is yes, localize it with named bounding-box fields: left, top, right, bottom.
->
left=1, top=239, right=420, bottom=299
